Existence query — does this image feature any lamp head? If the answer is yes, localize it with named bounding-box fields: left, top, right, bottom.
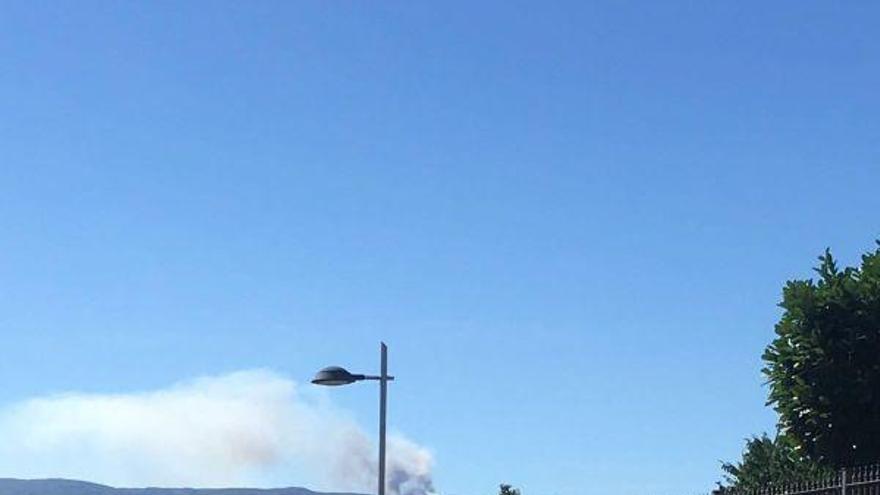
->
left=311, top=366, right=364, bottom=386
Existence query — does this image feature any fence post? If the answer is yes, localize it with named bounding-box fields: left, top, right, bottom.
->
left=841, top=467, right=847, bottom=495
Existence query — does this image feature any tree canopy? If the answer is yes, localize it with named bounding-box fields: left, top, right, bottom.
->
left=719, top=433, right=831, bottom=492
left=763, top=243, right=880, bottom=467
left=720, top=242, right=880, bottom=491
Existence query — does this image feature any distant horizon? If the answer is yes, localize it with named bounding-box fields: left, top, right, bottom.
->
left=0, top=478, right=366, bottom=493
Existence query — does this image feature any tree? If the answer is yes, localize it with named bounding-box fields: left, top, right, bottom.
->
left=762, top=243, right=880, bottom=467
left=718, top=433, right=831, bottom=492
left=498, top=484, right=520, bottom=495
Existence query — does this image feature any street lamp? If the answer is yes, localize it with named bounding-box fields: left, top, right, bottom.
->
left=312, top=342, right=394, bottom=495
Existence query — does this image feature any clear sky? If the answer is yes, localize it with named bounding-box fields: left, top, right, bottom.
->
left=0, top=2, right=878, bottom=495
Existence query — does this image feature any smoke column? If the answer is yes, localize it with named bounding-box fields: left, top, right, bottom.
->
left=0, top=370, right=434, bottom=495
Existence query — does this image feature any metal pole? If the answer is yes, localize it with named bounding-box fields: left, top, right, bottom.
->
left=841, top=467, right=847, bottom=495
left=378, top=342, right=388, bottom=495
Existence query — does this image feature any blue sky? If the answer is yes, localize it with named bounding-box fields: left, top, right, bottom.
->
left=1, top=2, right=878, bottom=495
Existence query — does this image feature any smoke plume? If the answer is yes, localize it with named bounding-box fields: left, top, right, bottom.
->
left=0, top=370, right=434, bottom=495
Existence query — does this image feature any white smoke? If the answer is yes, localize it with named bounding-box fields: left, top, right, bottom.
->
left=0, top=370, right=434, bottom=495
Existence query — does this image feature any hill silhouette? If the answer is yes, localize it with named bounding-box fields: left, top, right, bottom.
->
left=0, top=479, right=364, bottom=495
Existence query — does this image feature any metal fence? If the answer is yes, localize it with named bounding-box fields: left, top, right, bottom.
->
left=717, top=465, right=880, bottom=495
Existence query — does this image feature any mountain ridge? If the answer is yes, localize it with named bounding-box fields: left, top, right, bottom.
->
left=0, top=479, right=365, bottom=495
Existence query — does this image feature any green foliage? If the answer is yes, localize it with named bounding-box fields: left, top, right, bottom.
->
left=762, top=243, right=880, bottom=467
left=499, top=484, right=520, bottom=495
left=718, top=433, right=831, bottom=492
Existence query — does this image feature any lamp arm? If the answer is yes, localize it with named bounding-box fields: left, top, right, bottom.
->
left=362, top=375, right=395, bottom=381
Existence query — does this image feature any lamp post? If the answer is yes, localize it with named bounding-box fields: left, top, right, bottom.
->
left=312, top=342, right=394, bottom=495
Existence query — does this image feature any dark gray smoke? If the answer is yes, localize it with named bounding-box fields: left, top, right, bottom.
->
left=389, top=467, right=435, bottom=495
